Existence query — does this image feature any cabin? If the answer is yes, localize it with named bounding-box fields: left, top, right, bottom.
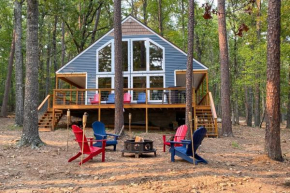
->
left=38, top=16, right=218, bottom=137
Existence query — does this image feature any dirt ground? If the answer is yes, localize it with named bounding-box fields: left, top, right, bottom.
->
left=0, top=117, right=290, bottom=193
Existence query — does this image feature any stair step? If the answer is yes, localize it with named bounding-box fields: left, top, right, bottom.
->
left=39, top=128, right=52, bottom=132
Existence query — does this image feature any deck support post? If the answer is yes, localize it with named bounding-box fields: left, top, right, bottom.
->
left=146, top=107, right=148, bottom=133
left=98, top=108, right=101, bottom=121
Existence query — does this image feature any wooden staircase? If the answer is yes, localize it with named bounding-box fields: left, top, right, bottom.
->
left=38, top=109, right=63, bottom=131
left=195, top=106, right=217, bottom=137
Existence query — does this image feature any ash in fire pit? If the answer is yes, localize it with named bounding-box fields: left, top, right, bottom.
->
left=122, top=137, right=157, bottom=158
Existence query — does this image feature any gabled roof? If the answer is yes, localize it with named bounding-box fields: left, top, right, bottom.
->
left=56, top=15, right=208, bottom=73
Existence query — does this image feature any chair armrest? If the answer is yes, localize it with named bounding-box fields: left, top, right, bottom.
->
left=107, top=133, right=119, bottom=140
left=94, top=134, right=106, bottom=139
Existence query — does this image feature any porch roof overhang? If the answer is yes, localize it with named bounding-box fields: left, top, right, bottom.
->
left=175, top=70, right=207, bottom=89
left=56, top=73, right=86, bottom=89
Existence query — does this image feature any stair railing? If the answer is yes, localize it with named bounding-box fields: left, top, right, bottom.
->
left=208, top=92, right=218, bottom=137
left=37, top=95, right=52, bottom=119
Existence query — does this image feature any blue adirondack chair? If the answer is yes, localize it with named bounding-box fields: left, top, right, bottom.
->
left=92, top=121, right=119, bottom=151
left=169, top=126, right=208, bottom=165
left=106, top=93, right=115, bottom=104
left=137, top=92, right=146, bottom=104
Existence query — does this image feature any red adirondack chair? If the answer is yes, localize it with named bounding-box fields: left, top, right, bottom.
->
left=90, top=94, right=100, bottom=104
left=123, top=92, right=131, bottom=104
left=68, top=125, right=106, bottom=165
left=162, top=125, right=188, bottom=152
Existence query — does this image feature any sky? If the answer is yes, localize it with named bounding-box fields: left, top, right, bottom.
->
left=196, top=0, right=217, bottom=7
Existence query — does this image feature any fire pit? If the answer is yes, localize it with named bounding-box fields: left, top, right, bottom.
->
left=122, top=139, right=157, bottom=158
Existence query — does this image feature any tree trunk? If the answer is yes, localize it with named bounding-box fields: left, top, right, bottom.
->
left=234, top=100, right=239, bottom=125
left=181, top=0, right=186, bottom=50
left=265, top=0, right=282, bottom=161
left=0, top=31, right=15, bottom=117
left=14, top=0, right=24, bottom=125
left=254, top=0, right=261, bottom=127
left=287, top=71, right=290, bottom=128
left=157, top=0, right=163, bottom=36
left=91, top=3, right=102, bottom=44
left=52, top=15, right=58, bottom=74
left=142, top=0, right=147, bottom=25
left=113, top=0, right=124, bottom=134
left=45, top=29, right=51, bottom=96
left=185, top=0, right=194, bottom=139
left=217, top=0, right=233, bottom=136
left=20, top=0, right=44, bottom=148
left=61, top=20, right=65, bottom=67
left=246, top=86, right=253, bottom=127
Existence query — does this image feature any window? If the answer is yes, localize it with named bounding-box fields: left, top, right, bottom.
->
left=132, top=76, right=146, bottom=100
left=123, top=77, right=128, bottom=88
left=133, top=40, right=147, bottom=71
left=122, top=41, right=128, bottom=71
left=98, top=77, right=112, bottom=100
left=149, top=42, right=163, bottom=71
left=149, top=76, right=164, bottom=100
left=98, top=43, right=112, bottom=72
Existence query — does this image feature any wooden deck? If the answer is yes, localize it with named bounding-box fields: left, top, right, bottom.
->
left=38, top=87, right=218, bottom=137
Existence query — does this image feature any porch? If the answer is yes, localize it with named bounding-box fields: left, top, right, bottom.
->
left=38, top=86, right=218, bottom=137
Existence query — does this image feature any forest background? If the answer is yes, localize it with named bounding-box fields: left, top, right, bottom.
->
left=0, top=0, right=289, bottom=128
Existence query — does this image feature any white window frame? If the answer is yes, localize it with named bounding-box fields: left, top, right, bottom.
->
left=131, top=38, right=165, bottom=73
left=130, top=74, right=165, bottom=103
left=122, top=39, right=130, bottom=73
left=96, top=75, right=114, bottom=103
left=148, top=74, right=165, bottom=103
left=96, top=40, right=114, bottom=74
left=148, top=40, right=165, bottom=72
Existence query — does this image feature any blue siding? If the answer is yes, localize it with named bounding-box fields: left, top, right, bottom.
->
left=58, top=36, right=114, bottom=89
left=58, top=34, right=207, bottom=90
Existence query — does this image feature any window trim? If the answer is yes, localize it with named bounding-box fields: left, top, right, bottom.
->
left=130, top=74, right=165, bottom=103
left=130, top=38, right=165, bottom=73
left=96, top=40, right=114, bottom=74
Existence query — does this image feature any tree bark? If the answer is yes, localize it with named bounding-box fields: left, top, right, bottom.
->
left=52, top=15, right=58, bottom=74
left=157, top=0, right=163, bottom=36
left=0, top=31, right=15, bottom=117
left=142, top=0, right=147, bottom=25
left=287, top=68, right=290, bottom=128
left=61, top=20, right=65, bottom=67
left=14, top=0, right=24, bottom=126
left=265, top=0, right=282, bottom=161
left=217, top=0, right=233, bottom=136
left=185, top=0, right=194, bottom=139
left=20, top=0, right=44, bottom=148
left=91, top=2, right=102, bottom=44
left=181, top=0, right=186, bottom=50
left=113, top=0, right=124, bottom=134
left=246, top=86, right=253, bottom=127
left=45, top=28, right=51, bottom=96
left=254, top=0, right=262, bottom=127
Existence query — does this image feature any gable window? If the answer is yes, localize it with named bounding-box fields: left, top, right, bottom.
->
left=149, top=42, right=163, bottom=71
left=98, top=43, right=112, bottom=72
left=131, top=39, right=164, bottom=72
left=133, top=40, right=147, bottom=71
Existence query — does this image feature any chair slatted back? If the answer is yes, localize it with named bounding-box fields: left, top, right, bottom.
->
left=92, top=121, right=107, bottom=140
left=72, top=125, right=91, bottom=154
left=185, top=126, right=207, bottom=156
left=174, top=125, right=188, bottom=142
left=124, top=93, right=131, bottom=103
left=93, top=94, right=99, bottom=102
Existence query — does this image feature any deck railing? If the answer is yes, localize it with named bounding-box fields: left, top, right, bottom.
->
left=52, top=87, right=195, bottom=106
left=209, top=92, right=218, bottom=136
